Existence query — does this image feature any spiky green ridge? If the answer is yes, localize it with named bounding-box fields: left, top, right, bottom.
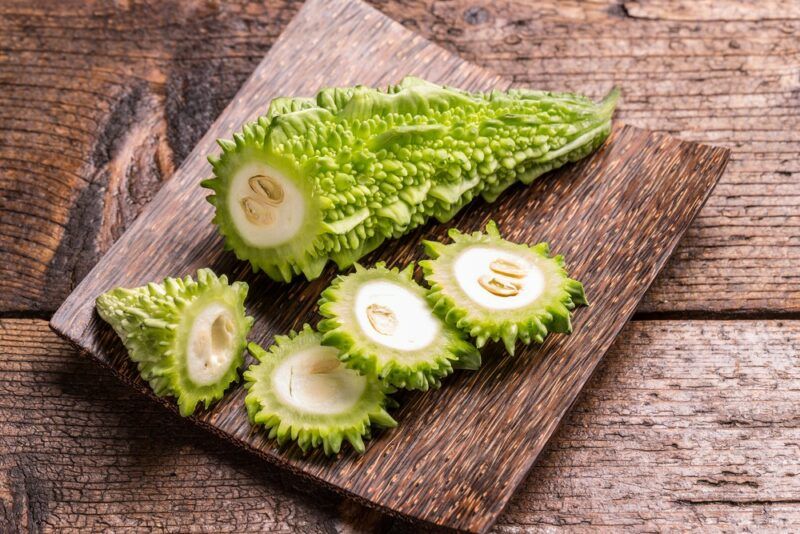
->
left=420, top=221, right=587, bottom=355
left=317, top=263, right=480, bottom=391
left=96, top=269, right=253, bottom=416
left=244, top=325, right=396, bottom=455
left=203, top=77, right=619, bottom=282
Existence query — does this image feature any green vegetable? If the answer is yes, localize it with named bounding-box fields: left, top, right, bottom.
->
left=203, top=77, right=619, bottom=282
left=244, top=325, right=396, bottom=455
left=317, top=263, right=480, bottom=391
left=420, top=221, right=587, bottom=355
left=96, top=269, right=253, bottom=416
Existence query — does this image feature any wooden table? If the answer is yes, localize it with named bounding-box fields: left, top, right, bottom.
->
left=1, top=1, right=798, bottom=531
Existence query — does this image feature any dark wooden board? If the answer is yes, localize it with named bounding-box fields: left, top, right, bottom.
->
left=49, top=0, right=731, bottom=531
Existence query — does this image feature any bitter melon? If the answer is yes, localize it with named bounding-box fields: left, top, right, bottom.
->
left=420, top=221, right=587, bottom=355
left=244, top=325, right=396, bottom=455
left=96, top=269, right=253, bottom=416
left=317, top=263, right=480, bottom=391
left=203, top=77, right=619, bottom=282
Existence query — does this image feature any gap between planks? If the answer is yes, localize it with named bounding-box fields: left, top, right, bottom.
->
left=5, top=309, right=798, bottom=322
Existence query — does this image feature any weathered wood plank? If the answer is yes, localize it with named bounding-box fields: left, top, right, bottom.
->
left=0, top=319, right=344, bottom=533
left=398, top=0, right=800, bottom=314
left=3, top=319, right=799, bottom=532
left=504, top=319, right=800, bottom=531
left=1, top=0, right=797, bottom=314
left=0, top=0, right=303, bottom=313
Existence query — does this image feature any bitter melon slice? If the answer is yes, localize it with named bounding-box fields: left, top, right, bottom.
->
left=420, top=221, right=587, bottom=355
left=318, top=263, right=480, bottom=391
left=244, top=325, right=396, bottom=455
left=203, top=77, right=619, bottom=282
left=95, top=269, right=253, bottom=416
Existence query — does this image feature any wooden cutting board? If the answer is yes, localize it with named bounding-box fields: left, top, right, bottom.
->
left=50, top=0, right=730, bottom=531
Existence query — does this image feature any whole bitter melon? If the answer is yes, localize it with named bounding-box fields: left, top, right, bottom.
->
left=421, top=221, right=587, bottom=355
left=244, top=325, right=397, bottom=455
left=317, top=263, right=480, bottom=391
left=203, top=77, right=619, bottom=282
left=96, top=269, right=253, bottom=416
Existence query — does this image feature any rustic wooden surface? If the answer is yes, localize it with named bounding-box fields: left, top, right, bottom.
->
left=1, top=0, right=798, bottom=531
left=1, top=0, right=797, bottom=315
left=4, top=319, right=800, bottom=532
left=48, top=0, right=730, bottom=530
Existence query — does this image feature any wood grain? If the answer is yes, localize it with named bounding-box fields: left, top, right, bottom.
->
left=1, top=0, right=798, bottom=315
left=48, top=0, right=730, bottom=530
left=0, top=0, right=303, bottom=314
left=402, top=0, right=800, bottom=314
left=5, top=318, right=800, bottom=532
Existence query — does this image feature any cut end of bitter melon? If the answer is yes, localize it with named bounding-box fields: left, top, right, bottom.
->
left=225, top=165, right=309, bottom=249
left=203, top=78, right=618, bottom=283
left=202, top=149, right=327, bottom=283
left=421, top=221, right=587, bottom=355
left=95, top=269, right=253, bottom=416
left=318, top=263, right=480, bottom=391
left=244, top=325, right=396, bottom=455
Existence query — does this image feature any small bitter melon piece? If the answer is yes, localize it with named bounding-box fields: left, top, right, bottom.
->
left=96, top=269, right=253, bottom=416
left=317, top=263, right=480, bottom=391
left=420, top=221, right=587, bottom=355
left=202, top=77, right=619, bottom=282
left=244, top=325, right=397, bottom=455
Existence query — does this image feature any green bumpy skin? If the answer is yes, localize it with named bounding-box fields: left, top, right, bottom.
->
left=96, top=269, right=253, bottom=416
left=203, top=77, right=619, bottom=282
left=317, top=263, right=480, bottom=391
left=244, top=325, right=397, bottom=455
left=420, top=221, right=587, bottom=355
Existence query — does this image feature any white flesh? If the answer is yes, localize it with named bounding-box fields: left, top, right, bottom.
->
left=227, top=162, right=306, bottom=247
left=187, top=303, right=237, bottom=385
left=453, top=246, right=544, bottom=310
left=354, top=280, right=440, bottom=352
left=272, top=346, right=366, bottom=415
